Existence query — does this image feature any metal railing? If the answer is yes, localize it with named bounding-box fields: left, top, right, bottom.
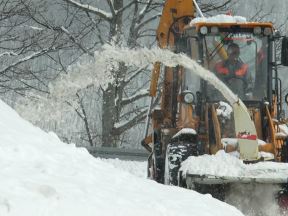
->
left=85, top=147, right=149, bottom=161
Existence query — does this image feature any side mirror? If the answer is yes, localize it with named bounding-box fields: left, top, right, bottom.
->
left=281, top=37, right=288, bottom=66
left=285, top=93, right=288, bottom=105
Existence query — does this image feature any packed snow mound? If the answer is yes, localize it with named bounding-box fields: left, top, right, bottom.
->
left=100, top=158, right=147, bottom=178
left=180, top=150, right=288, bottom=179
left=216, top=101, right=233, bottom=119
left=190, top=14, right=247, bottom=25
left=221, top=138, right=275, bottom=159
left=0, top=100, right=244, bottom=216
left=172, top=128, right=197, bottom=139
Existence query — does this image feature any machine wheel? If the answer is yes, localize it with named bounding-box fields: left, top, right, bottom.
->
left=147, top=153, right=154, bottom=179
left=164, top=142, right=225, bottom=201
left=164, top=142, right=198, bottom=186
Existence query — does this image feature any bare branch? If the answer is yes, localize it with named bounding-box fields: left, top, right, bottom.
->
left=121, top=89, right=149, bottom=106
left=0, top=48, right=54, bottom=75
left=116, top=1, right=137, bottom=15
left=123, top=66, right=148, bottom=86
left=60, top=26, right=94, bottom=56
left=135, top=13, right=161, bottom=32
left=113, top=108, right=147, bottom=135
left=62, top=0, right=112, bottom=20
left=105, top=0, right=116, bottom=17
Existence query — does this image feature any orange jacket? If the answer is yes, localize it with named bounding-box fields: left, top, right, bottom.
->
left=215, top=61, right=248, bottom=77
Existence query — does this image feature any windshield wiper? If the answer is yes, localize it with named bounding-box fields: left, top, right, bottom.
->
left=207, top=33, right=232, bottom=60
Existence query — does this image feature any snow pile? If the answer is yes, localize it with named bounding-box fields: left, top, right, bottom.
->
left=221, top=138, right=275, bottom=159
left=0, top=99, right=244, bottom=216
left=181, top=150, right=244, bottom=177
left=172, top=128, right=197, bottom=139
left=216, top=101, right=233, bottom=119
left=190, top=14, right=247, bottom=25
left=278, top=124, right=288, bottom=138
left=100, top=158, right=147, bottom=178
left=180, top=149, right=286, bottom=215
left=180, top=150, right=288, bottom=179
left=279, top=124, right=288, bottom=135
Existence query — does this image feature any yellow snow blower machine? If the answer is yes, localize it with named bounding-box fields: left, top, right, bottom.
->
left=141, top=0, right=288, bottom=208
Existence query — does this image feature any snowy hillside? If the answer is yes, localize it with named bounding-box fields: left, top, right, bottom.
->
left=0, top=100, right=243, bottom=216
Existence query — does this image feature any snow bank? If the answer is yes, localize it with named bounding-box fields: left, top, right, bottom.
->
left=100, top=158, right=147, bottom=178
left=0, top=99, right=243, bottom=216
left=190, top=14, right=247, bottom=25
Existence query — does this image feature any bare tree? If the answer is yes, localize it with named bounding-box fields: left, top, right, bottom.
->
left=6, top=0, right=235, bottom=148
left=0, top=0, right=61, bottom=94
left=46, top=0, right=162, bottom=147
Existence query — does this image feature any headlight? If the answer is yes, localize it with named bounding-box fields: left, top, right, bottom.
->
left=253, top=27, right=262, bottom=35
left=264, top=27, right=272, bottom=36
left=184, top=92, right=195, bottom=104
left=200, top=26, right=208, bottom=35
left=211, top=26, right=219, bottom=34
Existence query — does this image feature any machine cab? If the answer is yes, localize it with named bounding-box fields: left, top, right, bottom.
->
left=180, top=22, right=283, bottom=151
left=184, top=22, right=274, bottom=104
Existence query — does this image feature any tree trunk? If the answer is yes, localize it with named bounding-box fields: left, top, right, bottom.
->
left=102, top=83, right=118, bottom=147
left=101, top=63, right=126, bottom=147
left=102, top=0, right=125, bottom=147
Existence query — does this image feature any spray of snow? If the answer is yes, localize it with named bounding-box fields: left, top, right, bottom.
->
left=226, top=184, right=281, bottom=216
left=94, top=45, right=239, bottom=105
left=16, top=45, right=238, bottom=124
left=15, top=52, right=113, bottom=122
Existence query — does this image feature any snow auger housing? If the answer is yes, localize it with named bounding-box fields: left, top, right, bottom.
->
left=142, top=0, right=288, bottom=204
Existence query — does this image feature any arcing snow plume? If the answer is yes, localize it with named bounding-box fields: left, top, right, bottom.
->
left=16, top=45, right=239, bottom=123
left=95, top=45, right=239, bottom=105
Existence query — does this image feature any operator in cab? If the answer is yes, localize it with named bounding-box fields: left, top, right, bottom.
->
left=214, top=43, right=250, bottom=98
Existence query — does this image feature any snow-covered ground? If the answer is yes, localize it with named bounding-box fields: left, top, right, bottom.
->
left=0, top=99, right=244, bottom=216
left=100, top=158, right=147, bottom=178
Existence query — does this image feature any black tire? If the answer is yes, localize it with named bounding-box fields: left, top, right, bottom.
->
left=147, top=153, right=154, bottom=179
left=164, top=142, right=225, bottom=201
left=164, top=142, right=198, bottom=186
